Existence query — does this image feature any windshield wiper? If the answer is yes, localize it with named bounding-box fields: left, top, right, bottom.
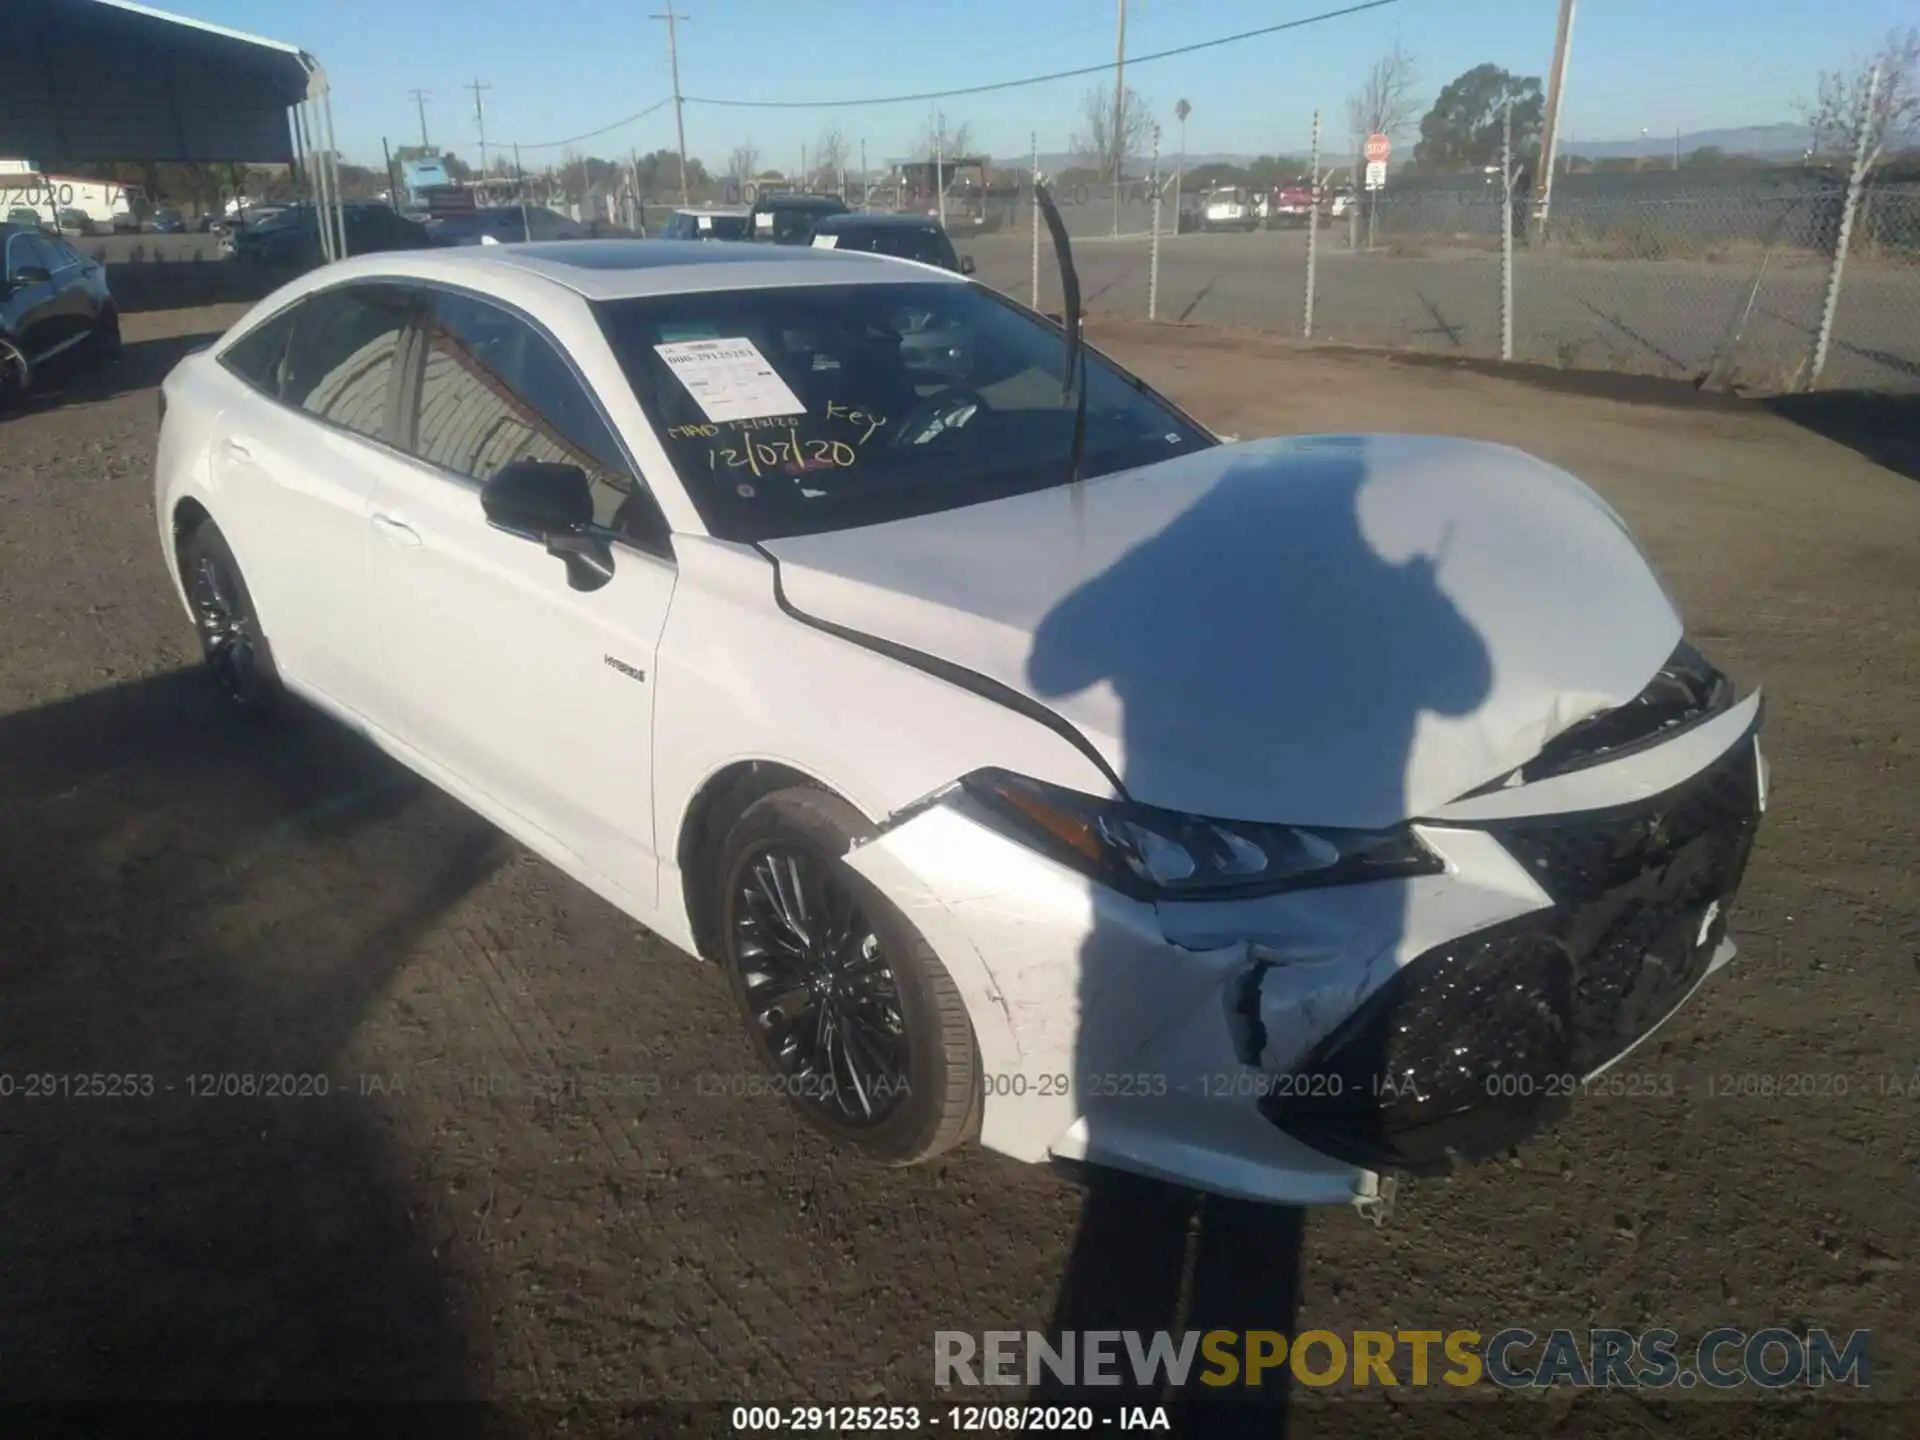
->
left=1032, top=182, right=1088, bottom=489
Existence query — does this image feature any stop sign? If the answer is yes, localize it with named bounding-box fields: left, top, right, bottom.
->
left=1364, top=133, right=1392, bottom=164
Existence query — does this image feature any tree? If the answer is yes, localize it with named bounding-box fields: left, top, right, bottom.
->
left=1070, top=83, right=1155, bottom=179
left=811, top=126, right=849, bottom=185
left=1413, top=63, right=1544, bottom=170
left=1346, top=43, right=1420, bottom=154
left=1798, top=26, right=1919, bottom=169
left=727, top=142, right=760, bottom=185
left=917, top=113, right=973, bottom=160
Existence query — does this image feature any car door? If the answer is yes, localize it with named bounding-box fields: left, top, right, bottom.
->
left=207, top=283, right=415, bottom=721
left=42, top=236, right=101, bottom=339
left=367, top=284, right=677, bottom=908
left=4, top=232, right=71, bottom=362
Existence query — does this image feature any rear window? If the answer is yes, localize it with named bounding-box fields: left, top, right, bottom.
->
left=831, top=226, right=953, bottom=268
left=593, top=281, right=1212, bottom=542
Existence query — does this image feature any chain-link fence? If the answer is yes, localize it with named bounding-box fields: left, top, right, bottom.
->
left=964, top=171, right=1920, bottom=395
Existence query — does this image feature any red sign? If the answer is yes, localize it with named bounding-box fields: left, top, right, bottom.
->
left=1364, top=133, right=1392, bottom=164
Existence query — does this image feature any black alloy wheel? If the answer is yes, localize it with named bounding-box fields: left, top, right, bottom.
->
left=715, top=786, right=982, bottom=1163
left=181, top=522, right=281, bottom=717
left=732, top=841, right=913, bottom=1128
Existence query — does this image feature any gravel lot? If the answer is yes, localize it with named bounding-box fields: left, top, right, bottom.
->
left=0, top=291, right=1915, bottom=1435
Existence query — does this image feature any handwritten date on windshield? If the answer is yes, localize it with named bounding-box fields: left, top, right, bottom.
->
left=676, top=405, right=890, bottom=478
left=709, top=430, right=857, bottom=475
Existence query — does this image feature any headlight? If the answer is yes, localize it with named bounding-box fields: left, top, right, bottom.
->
left=959, top=769, right=1444, bottom=902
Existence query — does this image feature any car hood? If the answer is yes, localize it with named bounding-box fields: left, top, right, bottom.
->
left=762, top=434, right=1682, bottom=828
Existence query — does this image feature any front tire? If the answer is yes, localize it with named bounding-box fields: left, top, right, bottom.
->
left=715, top=786, right=981, bottom=1164
left=179, top=519, right=283, bottom=718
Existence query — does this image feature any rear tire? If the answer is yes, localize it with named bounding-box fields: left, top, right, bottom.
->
left=89, top=306, right=121, bottom=364
left=179, top=519, right=283, bottom=719
left=715, top=786, right=981, bottom=1164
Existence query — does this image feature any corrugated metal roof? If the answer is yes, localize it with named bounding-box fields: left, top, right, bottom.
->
left=0, top=0, right=317, bottom=164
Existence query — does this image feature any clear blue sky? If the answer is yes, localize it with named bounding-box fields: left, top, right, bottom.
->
left=181, top=0, right=1911, bottom=168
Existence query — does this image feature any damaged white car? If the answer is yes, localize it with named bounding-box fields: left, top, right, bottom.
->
left=152, top=222, right=1767, bottom=1213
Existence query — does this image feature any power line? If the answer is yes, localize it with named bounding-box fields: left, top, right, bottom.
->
left=510, top=97, right=674, bottom=151
left=682, top=0, right=1403, bottom=110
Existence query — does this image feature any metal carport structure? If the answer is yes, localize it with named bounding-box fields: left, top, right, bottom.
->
left=1, top=0, right=350, bottom=260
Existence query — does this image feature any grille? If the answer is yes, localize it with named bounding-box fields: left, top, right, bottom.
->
left=1264, top=726, right=1764, bottom=1173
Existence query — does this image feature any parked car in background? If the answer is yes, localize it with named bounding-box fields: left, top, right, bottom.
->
left=809, top=211, right=973, bottom=274
left=1, top=222, right=118, bottom=404
left=151, top=208, right=188, bottom=234
left=7, top=206, right=45, bottom=229
left=1201, top=186, right=1258, bottom=232
left=1267, top=182, right=1317, bottom=227
left=112, top=210, right=141, bottom=234
left=426, top=205, right=588, bottom=247
left=749, top=192, right=848, bottom=245
left=227, top=202, right=432, bottom=268
left=56, top=208, right=95, bottom=237
left=656, top=206, right=752, bottom=241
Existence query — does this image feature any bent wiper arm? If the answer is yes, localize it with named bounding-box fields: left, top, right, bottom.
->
left=1033, top=181, right=1089, bottom=486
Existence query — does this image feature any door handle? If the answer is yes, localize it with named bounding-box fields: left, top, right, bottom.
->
left=371, top=513, right=422, bottom=547
left=220, top=437, right=254, bottom=461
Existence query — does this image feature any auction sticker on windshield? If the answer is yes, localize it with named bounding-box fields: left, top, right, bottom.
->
left=653, top=337, right=805, bottom=424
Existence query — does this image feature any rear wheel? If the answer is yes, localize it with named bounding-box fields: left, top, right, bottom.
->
left=0, top=334, right=28, bottom=408
left=179, top=520, right=283, bottom=718
left=89, top=306, right=121, bottom=363
left=715, top=786, right=981, bottom=1163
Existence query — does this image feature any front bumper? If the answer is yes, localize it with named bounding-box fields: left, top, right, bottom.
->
left=844, top=692, right=1766, bottom=1208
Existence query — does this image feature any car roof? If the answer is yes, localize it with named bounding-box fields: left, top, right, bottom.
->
left=676, top=205, right=749, bottom=216
left=299, top=239, right=966, bottom=303
left=752, top=194, right=845, bottom=208
left=812, top=212, right=945, bottom=232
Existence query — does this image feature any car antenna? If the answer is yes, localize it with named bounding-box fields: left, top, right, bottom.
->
left=1033, top=181, right=1089, bottom=526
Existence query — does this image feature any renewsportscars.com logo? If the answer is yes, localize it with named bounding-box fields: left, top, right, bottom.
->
left=935, top=1328, right=1872, bottom=1391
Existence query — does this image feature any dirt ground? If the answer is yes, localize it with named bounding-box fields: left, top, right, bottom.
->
left=0, top=296, right=1915, bottom=1437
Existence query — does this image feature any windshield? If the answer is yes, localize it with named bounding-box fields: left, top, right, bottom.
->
left=594, top=281, right=1214, bottom=542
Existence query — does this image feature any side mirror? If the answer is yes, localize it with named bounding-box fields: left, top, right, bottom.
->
left=9, top=264, right=52, bottom=288
left=959, top=255, right=976, bottom=275
left=481, top=460, right=614, bottom=592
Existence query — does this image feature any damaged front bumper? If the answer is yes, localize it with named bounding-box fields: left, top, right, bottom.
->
left=844, top=692, right=1766, bottom=1210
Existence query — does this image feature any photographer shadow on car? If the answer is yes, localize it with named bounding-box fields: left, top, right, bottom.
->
left=1023, top=445, right=1494, bottom=1431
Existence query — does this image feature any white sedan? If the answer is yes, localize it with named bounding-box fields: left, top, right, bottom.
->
left=153, top=240, right=1767, bottom=1212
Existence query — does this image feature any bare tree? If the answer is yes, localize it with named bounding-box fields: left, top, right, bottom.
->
left=1798, top=26, right=1920, bottom=168
left=1070, top=83, right=1154, bottom=177
left=812, top=126, right=849, bottom=186
left=1346, top=43, right=1420, bottom=152
left=727, top=142, right=760, bottom=185
left=917, top=112, right=973, bottom=160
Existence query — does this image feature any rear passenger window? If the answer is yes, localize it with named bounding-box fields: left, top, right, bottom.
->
left=219, top=304, right=301, bottom=397
left=281, top=284, right=414, bottom=442
left=411, top=289, right=648, bottom=535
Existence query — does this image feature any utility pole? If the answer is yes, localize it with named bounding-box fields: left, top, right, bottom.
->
left=1110, top=0, right=1127, bottom=237
left=408, top=89, right=430, bottom=149
left=1535, top=0, right=1577, bottom=229
left=467, top=79, right=493, bottom=176
left=651, top=7, right=692, bottom=206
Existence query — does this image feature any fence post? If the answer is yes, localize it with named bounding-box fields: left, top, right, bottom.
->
left=1304, top=110, right=1322, bottom=338
left=1810, top=63, right=1879, bottom=390
left=1030, top=132, right=1041, bottom=312
left=1501, top=98, right=1514, bottom=362
left=1148, top=124, right=1162, bottom=320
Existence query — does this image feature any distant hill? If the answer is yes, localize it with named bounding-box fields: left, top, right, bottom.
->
left=1561, top=124, right=1815, bottom=160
